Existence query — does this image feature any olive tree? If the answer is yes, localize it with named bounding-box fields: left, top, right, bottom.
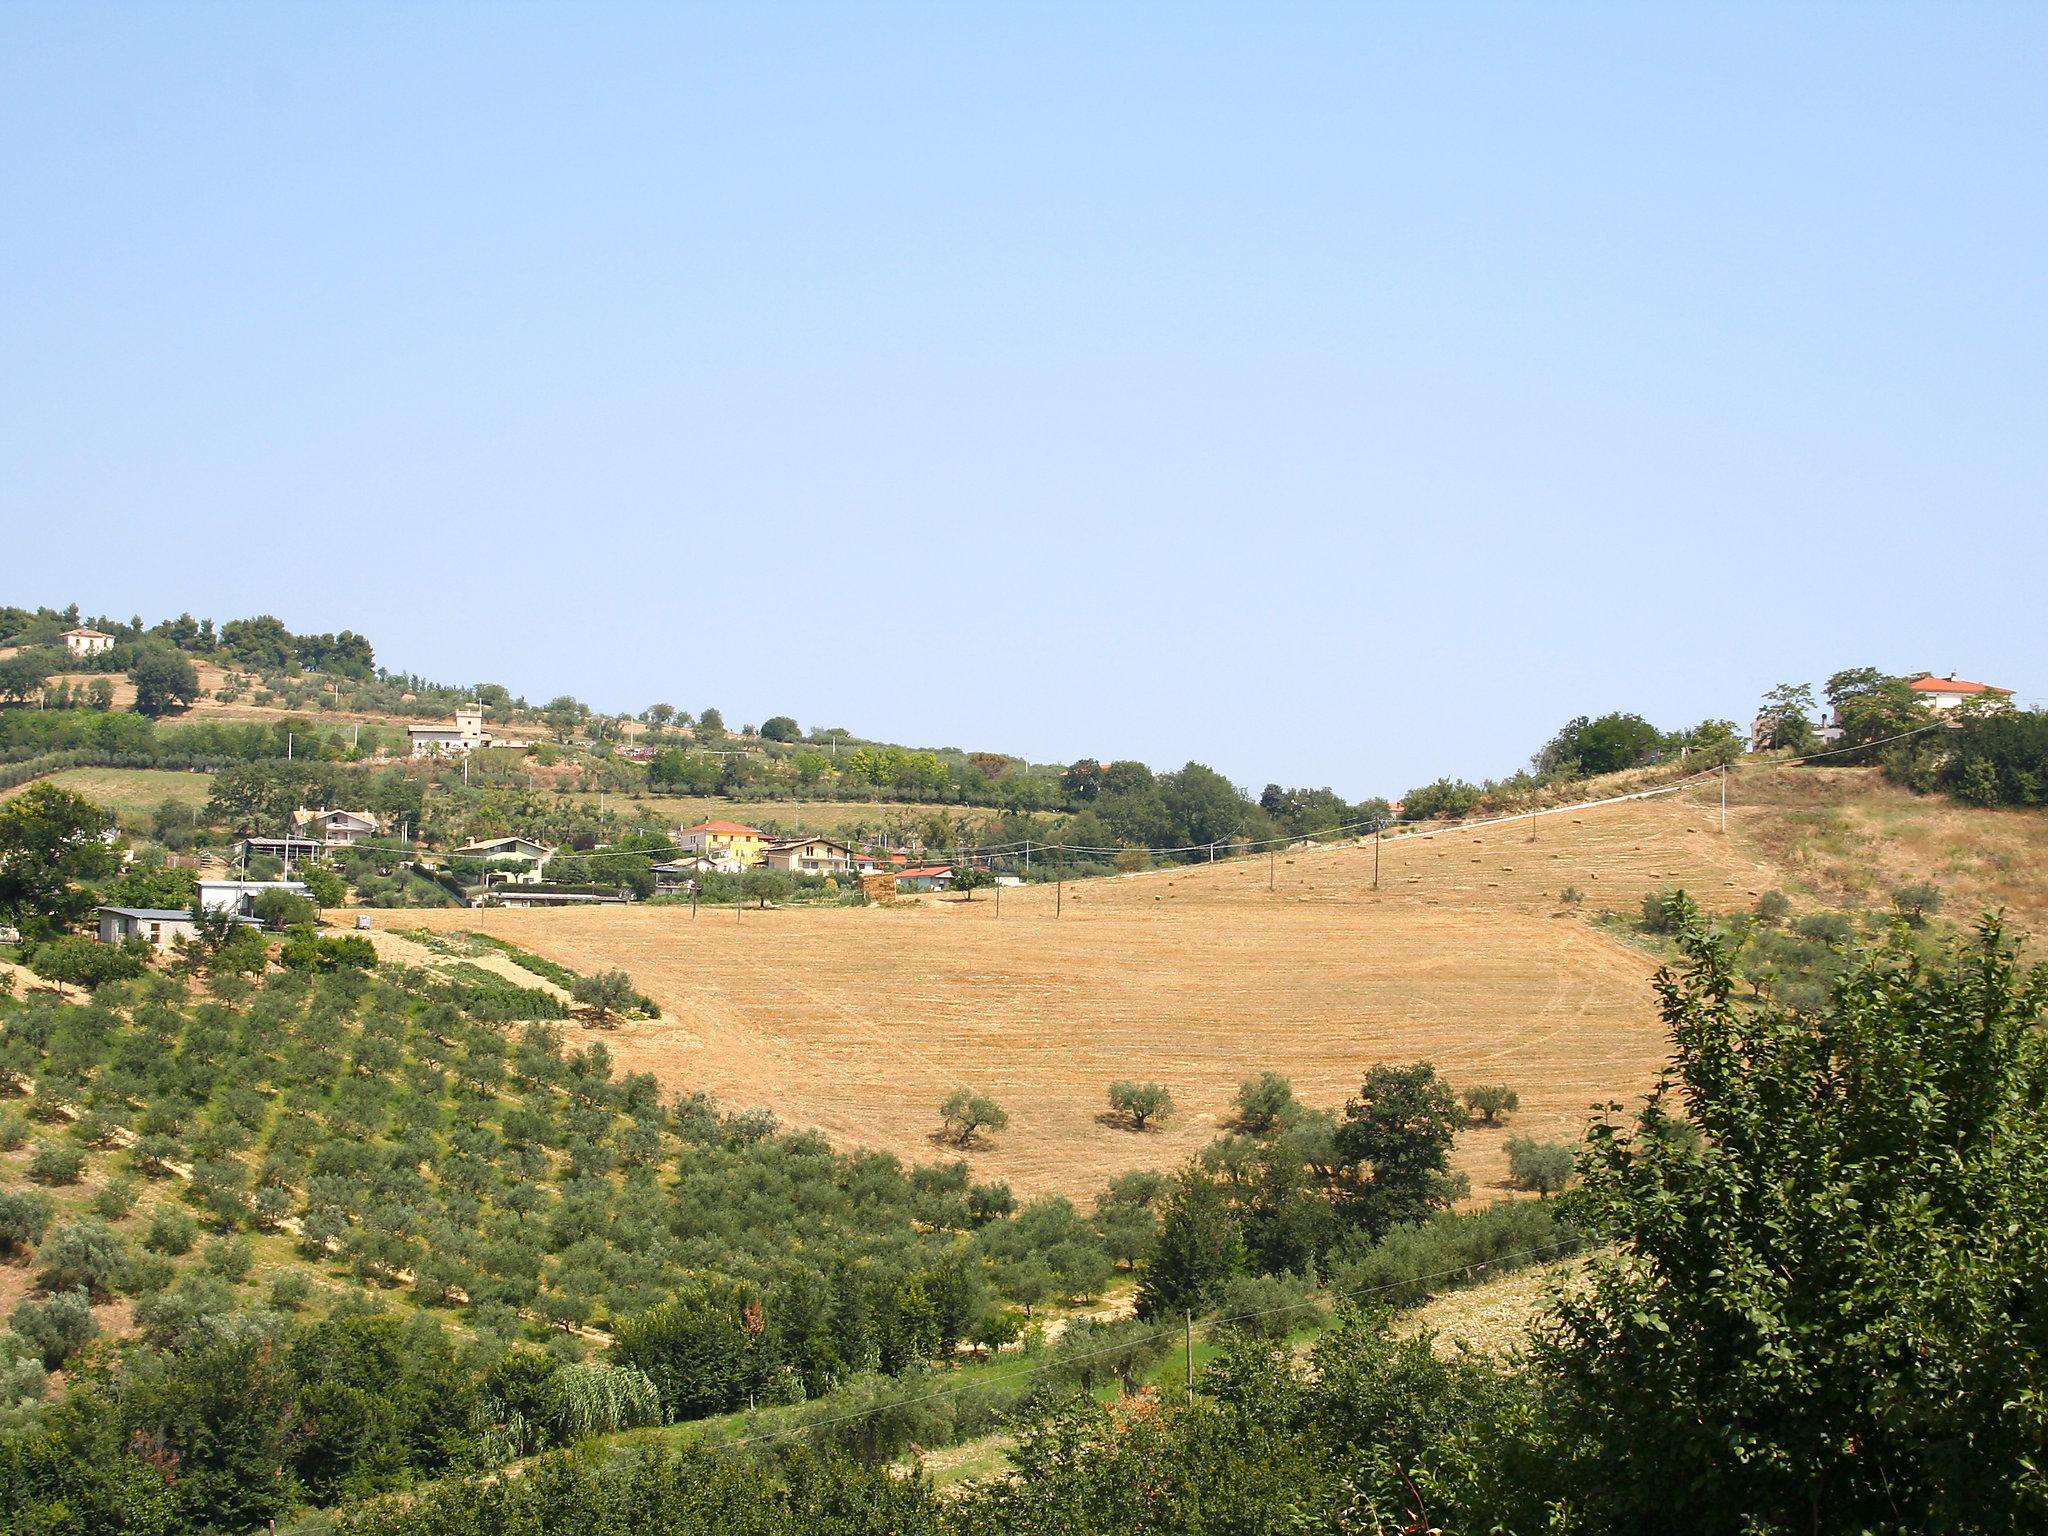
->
left=939, top=1088, right=1008, bottom=1148
left=1107, top=1080, right=1173, bottom=1131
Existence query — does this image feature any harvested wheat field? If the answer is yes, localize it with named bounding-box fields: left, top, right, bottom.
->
left=393, top=783, right=1785, bottom=1200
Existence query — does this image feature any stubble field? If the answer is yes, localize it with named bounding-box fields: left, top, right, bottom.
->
left=396, top=779, right=1777, bottom=1199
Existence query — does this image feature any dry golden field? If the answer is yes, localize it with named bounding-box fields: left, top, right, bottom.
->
left=394, top=778, right=1783, bottom=1200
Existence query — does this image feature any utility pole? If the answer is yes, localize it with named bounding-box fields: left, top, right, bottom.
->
left=1055, top=844, right=1063, bottom=919
left=1373, top=826, right=1382, bottom=891
left=1269, top=851, right=1275, bottom=890
left=1720, top=763, right=1727, bottom=834
left=1184, top=1311, right=1194, bottom=1396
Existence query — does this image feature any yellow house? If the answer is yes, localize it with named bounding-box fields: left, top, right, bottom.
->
left=676, top=820, right=768, bottom=864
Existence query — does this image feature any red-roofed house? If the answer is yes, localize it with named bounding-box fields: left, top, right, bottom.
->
left=894, top=865, right=954, bottom=893
left=1908, top=673, right=2012, bottom=714
left=675, top=820, right=768, bottom=864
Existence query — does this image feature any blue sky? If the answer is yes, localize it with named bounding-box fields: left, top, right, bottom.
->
left=4, top=3, right=2043, bottom=797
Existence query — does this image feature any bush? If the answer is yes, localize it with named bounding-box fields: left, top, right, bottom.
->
left=1329, top=1200, right=1576, bottom=1310
left=201, top=1234, right=254, bottom=1282
left=1755, top=889, right=1792, bottom=926
left=91, top=1174, right=140, bottom=1221
left=1462, top=1084, right=1520, bottom=1126
left=1231, top=1072, right=1296, bottom=1135
left=35, top=1217, right=127, bottom=1297
left=11, top=1289, right=96, bottom=1369
left=145, top=1205, right=198, bottom=1255
left=1209, top=1270, right=1321, bottom=1341
left=0, top=1109, right=26, bottom=1151
left=1891, top=881, right=1942, bottom=926
left=0, top=1190, right=54, bottom=1256
left=1505, top=1136, right=1576, bottom=1196
left=25, top=1140, right=85, bottom=1186
left=270, top=1271, right=313, bottom=1312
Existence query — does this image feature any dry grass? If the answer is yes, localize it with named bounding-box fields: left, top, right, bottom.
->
left=1395, top=1258, right=1585, bottom=1360
left=1725, top=765, right=2048, bottom=937
left=0, top=766, right=215, bottom=817
left=391, top=785, right=1774, bottom=1200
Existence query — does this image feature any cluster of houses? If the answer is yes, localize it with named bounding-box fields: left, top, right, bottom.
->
left=649, top=821, right=954, bottom=894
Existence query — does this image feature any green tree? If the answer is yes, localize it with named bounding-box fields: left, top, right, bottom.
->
left=0, top=649, right=53, bottom=704
left=571, top=969, right=637, bottom=1026
left=1754, top=682, right=1819, bottom=754
left=1461, top=1083, right=1520, bottom=1126
left=1107, top=1080, right=1173, bottom=1131
left=1231, top=1071, right=1297, bottom=1135
left=948, top=862, right=993, bottom=899
left=939, top=1088, right=1007, bottom=1147
left=128, top=646, right=202, bottom=716
left=252, top=888, right=315, bottom=930
left=35, top=1217, right=127, bottom=1297
left=29, top=935, right=148, bottom=990
left=759, top=715, right=800, bottom=743
left=739, top=868, right=793, bottom=910
left=1826, top=667, right=1932, bottom=760
left=1543, top=899, right=2048, bottom=1532
left=1136, top=1167, right=1248, bottom=1319
left=1504, top=1136, right=1574, bottom=1195
left=0, top=782, right=119, bottom=939
left=1334, top=1062, right=1467, bottom=1238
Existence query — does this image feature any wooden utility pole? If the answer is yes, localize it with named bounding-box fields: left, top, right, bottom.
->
left=1373, top=826, right=1381, bottom=890
left=1055, top=844, right=1063, bottom=918
left=1269, top=851, right=1275, bottom=890
left=1720, top=763, right=1728, bottom=834
left=1184, top=1311, right=1194, bottom=1395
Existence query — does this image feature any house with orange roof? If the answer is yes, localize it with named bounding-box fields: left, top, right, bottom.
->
left=1907, top=673, right=2012, bottom=714
left=675, top=819, right=769, bottom=864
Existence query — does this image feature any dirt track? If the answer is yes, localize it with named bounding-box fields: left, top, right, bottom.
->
left=394, top=782, right=1775, bottom=1200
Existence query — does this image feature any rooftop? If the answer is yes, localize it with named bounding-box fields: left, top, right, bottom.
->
left=1910, top=674, right=2008, bottom=695
left=98, top=907, right=193, bottom=921
left=681, top=820, right=764, bottom=836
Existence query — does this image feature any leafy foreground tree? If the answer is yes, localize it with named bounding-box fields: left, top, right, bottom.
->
left=1540, top=897, right=2048, bottom=1532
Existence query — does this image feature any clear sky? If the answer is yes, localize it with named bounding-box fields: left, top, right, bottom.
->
left=4, top=3, right=2043, bottom=798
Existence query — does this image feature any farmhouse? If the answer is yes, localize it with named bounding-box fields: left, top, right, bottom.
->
left=290, top=807, right=382, bottom=846
left=761, top=837, right=856, bottom=876
left=60, top=627, right=116, bottom=659
left=196, top=878, right=309, bottom=918
left=1908, top=673, right=2012, bottom=714
left=894, top=864, right=954, bottom=892
left=409, top=704, right=490, bottom=757
left=675, top=820, right=768, bottom=864
left=96, top=907, right=196, bottom=948
left=852, top=850, right=910, bottom=874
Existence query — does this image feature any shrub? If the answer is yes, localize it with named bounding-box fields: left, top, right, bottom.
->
left=270, top=1271, right=313, bottom=1312
left=0, top=1190, right=54, bottom=1256
left=1209, top=1270, right=1321, bottom=1341
left=1891, top=881, right=1942, bottom=926
left=201, top=1234, right=254, bottom=1283
left=1559, top=885, right=1585, bottom=906
left=1462, top=1084, right=1520, bottom=1126
left=91, top=1174, right=140, bottom=1221
left=1107, top=1080, right=1173, bottom=1131
left=545, top=1362, right=664, bottom=1440
left=1329, top=1200, right=1575, bottom=1310
left=1755, top=889, right=1792, bottom=926
left=0, top=1109, right=26, bottom=1151
left=1505, top=1136, right=1576, bottom=1196
left=11, top=1289, right=96, bottom=1369
left=145, top=1205, right=199, bottom=1255
left=26, top=1140, right=85, bottom=1186
left=1231, top=1072, right=1297, bottom=1135
left=35, top=1217, right=127, bottom=1297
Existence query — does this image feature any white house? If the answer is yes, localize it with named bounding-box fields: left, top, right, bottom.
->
left=61, top=627, right=116, bottom=659
left=97, top=906, right=196, bottom=948
left=1907, top=673, right=2011, bottom=715
left=410, top=705, right=491, bottom=758
left=760, top=837, right=856, bottom=876
left=196, top=878, right=308, bottom=918
left=453, top=835, right=554, bottom=863
left=289, top=807, right=382, bottom=846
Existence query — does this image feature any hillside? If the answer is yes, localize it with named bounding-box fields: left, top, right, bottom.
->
left=390, top=776, right=1767, bottom=1199
left=387, top=766, right=2045, bottom=1203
